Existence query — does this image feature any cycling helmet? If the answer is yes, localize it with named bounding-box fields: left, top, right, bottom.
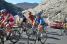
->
left=36, top=11, right=43, bottom=16
left=0, top=9, right=7, bottom=13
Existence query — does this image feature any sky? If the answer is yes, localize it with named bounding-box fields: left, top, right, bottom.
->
left=5, top=0, right=42, bottom=4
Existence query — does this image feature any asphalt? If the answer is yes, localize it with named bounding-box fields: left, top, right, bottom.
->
left=2, top=26, right=67, bottom=44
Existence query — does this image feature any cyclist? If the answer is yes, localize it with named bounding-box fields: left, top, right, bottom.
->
left=0, top=9, right=14, bottom=40
left=28, top=11, right=35, bottom=26
left=28, top=11, right=37, bottom=34
left=28, top=11, right=35, bottom=25
left=35, top=14, right=47, bottom=37
left=22, top=15, right=27, bottom=32
left=0, top=9, right=14, bottom=28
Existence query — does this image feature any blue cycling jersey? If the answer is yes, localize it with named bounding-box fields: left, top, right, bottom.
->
left=35, top=18, right=45, bottom=25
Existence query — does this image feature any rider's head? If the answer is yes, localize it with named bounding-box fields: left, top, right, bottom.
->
left=28, top=11, right=32, bottom=16
left=0, top=9, right=8, bottom=16
left=36, top=15, right=41, bottom=18
left=0, top=12, right=1, bottom=16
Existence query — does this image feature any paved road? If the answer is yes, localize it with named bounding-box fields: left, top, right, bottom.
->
left=4, top=26, right=67, bottom=44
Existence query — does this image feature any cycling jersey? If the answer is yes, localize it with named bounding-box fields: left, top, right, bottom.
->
left=29, top=15, right=34, bottom=21
left=28, top=15, right=35, bottom=25
left=1, top=13, right=14, bottom=28
left=6, top=14, right=14, bottom=27
left=35, top=18, right=45, bottom=25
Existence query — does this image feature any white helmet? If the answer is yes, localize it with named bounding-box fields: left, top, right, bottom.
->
left=0, top=9, right=7, bottom=13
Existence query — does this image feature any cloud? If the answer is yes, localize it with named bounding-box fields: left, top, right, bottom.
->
left=5, top=0, right=41, bottom=4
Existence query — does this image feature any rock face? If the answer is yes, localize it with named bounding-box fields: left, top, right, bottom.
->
left=22, top=0, right=67, bottom=22
left=34, top=0, right=67, bottom=22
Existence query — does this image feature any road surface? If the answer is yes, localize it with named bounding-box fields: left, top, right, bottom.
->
left=3, top=26, right=67, bottom=44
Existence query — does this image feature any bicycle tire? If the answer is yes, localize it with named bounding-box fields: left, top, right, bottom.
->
left=9, top=29, right=20, bottom=43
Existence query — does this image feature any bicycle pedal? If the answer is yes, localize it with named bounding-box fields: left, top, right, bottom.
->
left=33, top=32, right=36, bottom=35
left=23, top=30, right=27, bottom=32
left=38, top=38, right=41, bottom=41
left=42, top=43, right=44, bottom=44
left=6, top=36, right=11, bottom=40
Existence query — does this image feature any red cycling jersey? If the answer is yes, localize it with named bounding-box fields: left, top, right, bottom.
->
left=28, top=15, right=35, bottom=25
left=1, top=13, right=14, bottom=28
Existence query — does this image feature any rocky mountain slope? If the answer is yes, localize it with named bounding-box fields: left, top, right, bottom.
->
left=23, top=0, right=67, bottom=22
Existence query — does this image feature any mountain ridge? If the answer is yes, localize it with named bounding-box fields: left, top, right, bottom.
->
left=0, top=0, right=23, bottom=16
left=15, top=2, right=38, bottom=10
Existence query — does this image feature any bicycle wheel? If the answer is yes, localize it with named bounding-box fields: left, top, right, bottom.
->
left=0, top=29, right=5, bottom=44
left=40, top=32, right=47, bottom=44
left=10, top=35, right=19, bottom=43
left=26, top=28, right=37, bottom=44
left=1, top=36, right=4, bottom=44
left=36, top=30, right=47, bottom=44
left=9, top=29, right=20, bottom=43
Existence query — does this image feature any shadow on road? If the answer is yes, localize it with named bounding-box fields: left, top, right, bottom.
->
left=47, top=36, right=60, bottom=40
left=46, top=43, right=56, bottom=44
left=47, top=32, right=62, bottom=36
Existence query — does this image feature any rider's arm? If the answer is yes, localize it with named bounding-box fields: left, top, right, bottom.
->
left=6, top=15, right=14, bottom=27
left=2, top=15, right=9, bottom=23
left=40, top=19, right=42, bottom=25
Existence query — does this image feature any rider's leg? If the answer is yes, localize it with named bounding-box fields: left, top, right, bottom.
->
left=38, top=24, right=43, bottom=37
left=6, top=27, right=12, bottom=40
